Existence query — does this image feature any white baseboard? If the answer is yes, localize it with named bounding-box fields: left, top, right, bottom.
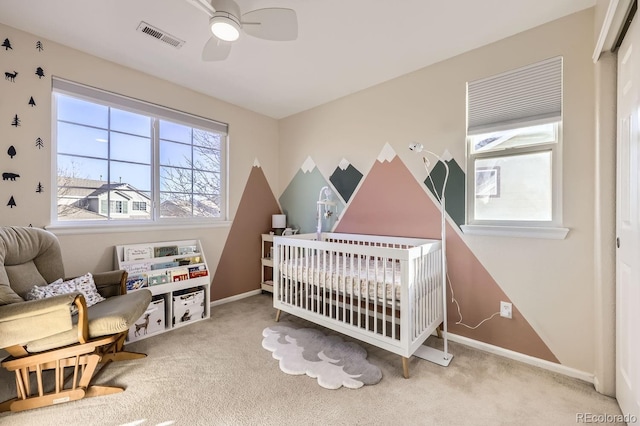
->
left=447, top=333, right=595, bottom=384
left=211, top=289, right=263, bottom=307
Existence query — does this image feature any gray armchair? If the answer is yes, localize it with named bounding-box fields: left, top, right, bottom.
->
left=0, top=226, right=152, bottom=412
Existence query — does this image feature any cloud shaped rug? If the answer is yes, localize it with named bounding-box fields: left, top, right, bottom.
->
left=262, top=323, right=382, bottom=389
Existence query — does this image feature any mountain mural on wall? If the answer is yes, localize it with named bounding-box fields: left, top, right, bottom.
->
left=333, top=143, right=559, bottom=363
left=329, top=158, right=363, bottom=203
left=422, top=151, right=466, bottom=228
left=278, top=157, right=344, bottom=234
left=211, top=160, right=281, bottom=301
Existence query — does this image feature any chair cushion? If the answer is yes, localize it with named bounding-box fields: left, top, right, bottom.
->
left=0, top=227, right=65, bottom=299
left=0, top=294, right=76, bottom=348
left=26, top=289, right=152, bottom=353
left=0, top=284, right=23, bottom=306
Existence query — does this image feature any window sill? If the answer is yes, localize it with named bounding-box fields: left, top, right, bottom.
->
left=460, top=225, right=570, bottom=240
left=46, top=220, right=232, bottom=236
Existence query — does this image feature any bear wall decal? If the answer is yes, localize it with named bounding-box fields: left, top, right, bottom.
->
left=2, top=172, right=20, bottom=181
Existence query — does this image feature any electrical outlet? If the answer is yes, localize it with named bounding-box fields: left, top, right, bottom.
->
left=500, top=301, right=512, bottom=319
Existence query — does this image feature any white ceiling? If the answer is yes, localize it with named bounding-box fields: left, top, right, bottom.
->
left=0, top=0, right=595, bottom=119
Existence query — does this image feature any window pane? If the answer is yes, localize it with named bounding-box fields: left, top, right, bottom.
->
left=474, top=151, right=552, bottom=221
left=160, top=192, right=192, bottom=218
left=194, top=170, right=220, bottom=195
left=160, top=166, right=192, bottom=192
left=111, top=132, right=151, bottom=164
left=58, top=155, right=108, bottom=181
left=471, top=123, right=557, bottom=154
left=110, top=108, right=151, bottom=137
left=57, top=94, right=108, bottom=128
left=58, top=122, right=108, bottom=158
left=110, top=161, right=151, bottom=191
left=194, top=147, right=220, bottom=171
left=108, top=189, right=151, bottom=220
left=160, top=140, right=191, bottom=167
left=57, top=174, right=106, bottom=221
left=193, top=194, right=220, bottom=217
left=159, top=120, right=191, bottom=143
left=193, top=129, right=221, bottom=150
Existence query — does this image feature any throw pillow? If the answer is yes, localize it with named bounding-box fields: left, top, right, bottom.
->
left=26, top=273, right=106, bottom=313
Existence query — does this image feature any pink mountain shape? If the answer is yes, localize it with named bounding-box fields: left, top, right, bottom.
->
left=334, top=156, right=559, bottom=363
left=211, top=165, right=281, bottom=301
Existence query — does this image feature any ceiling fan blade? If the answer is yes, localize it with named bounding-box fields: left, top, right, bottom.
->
left=186, top=0, right=216, bottom=17
left=241, top=8, right=298, bottom=41
left=202, top=37, right=232, bottom=61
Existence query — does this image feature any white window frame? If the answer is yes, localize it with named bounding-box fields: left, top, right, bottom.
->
left=461, top=57, right=569, bottom=239
left=49, top=78, right=230, bottom=233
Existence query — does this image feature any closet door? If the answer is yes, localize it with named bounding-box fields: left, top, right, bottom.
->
left=616, top=8, right=640, bottom=421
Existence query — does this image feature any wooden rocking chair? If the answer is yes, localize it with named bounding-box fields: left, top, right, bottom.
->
left=0, top=226, right=152, bottom=412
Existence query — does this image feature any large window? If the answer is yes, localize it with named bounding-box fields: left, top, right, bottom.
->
left=52, top=78, right=228, bottom=226
left=463, top=57, right=566, bottom=237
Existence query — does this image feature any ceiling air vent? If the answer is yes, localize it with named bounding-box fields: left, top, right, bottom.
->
left=136, top=21, right=185, bottom=49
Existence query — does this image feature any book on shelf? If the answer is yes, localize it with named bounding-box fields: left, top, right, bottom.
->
left=154, top=245, right=179, bottom=258
left=188, top=265, right=208, bottom=279
left=124, top=246, right=153, bottom=262
left=123, top=262, right=151, bottom=275
left=126, top=275, right=148, bottom=291
left=170, top=268, right=190, bottom=282
left=178, top=245, right=197, bottom=255
left=147, top=271, right=170, bottom=286
left=175, top=255, right=202, bottom=266
left=151, top=261, right=180, bottom=271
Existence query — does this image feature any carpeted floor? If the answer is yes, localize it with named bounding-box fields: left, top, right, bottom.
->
left=0, top=293, right=624, bottom=426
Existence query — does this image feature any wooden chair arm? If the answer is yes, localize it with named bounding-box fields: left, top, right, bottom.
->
left=73, top=294, right=89, bottom=344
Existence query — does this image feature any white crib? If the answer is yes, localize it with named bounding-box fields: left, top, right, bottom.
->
left=272, top=232, right=449, bottom=378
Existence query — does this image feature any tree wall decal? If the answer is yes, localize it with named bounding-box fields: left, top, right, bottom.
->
left=11, top=114, right=20, bottom=127
left=7, top=146, right=16, bottom=158
left=35, top=137, right=44, bottom=149
left=35, top=67, right=45, bottom=79
left=28, top=96, right=36, bottom=107
left=7, top=196, right=16, bottom=208
left=2, top=38, right=12, bottom=50
left=36, top=41, right=44, bottom=51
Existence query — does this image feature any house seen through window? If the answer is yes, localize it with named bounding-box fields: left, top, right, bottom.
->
left=53, top=78, right=228, bottom=225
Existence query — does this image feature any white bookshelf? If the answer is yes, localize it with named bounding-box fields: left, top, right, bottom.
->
left=261, top=233, right=274, bottom=293
left=114, top=239, right=211, bottom=341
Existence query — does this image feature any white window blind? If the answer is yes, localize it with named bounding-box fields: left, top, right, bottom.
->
left=467, top=56, right=563, bottom=135
left=52, top=77, right=228, bottom=134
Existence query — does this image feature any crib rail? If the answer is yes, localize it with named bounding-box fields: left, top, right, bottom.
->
left=273, top=233, right=443, bottom=357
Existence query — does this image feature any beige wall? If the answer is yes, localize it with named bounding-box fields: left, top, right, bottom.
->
left=0, top=23, right=279, bottom=286
left=279, top=9, right=599, bottom=373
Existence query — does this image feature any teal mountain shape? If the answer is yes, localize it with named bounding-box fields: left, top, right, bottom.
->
left=279, top=165, right=344, bottom=234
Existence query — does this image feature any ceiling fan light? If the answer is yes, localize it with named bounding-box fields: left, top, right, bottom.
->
left=210, top=13, right=240, bottom=42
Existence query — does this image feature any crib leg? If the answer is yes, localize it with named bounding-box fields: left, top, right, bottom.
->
left=402, top=357, right=410, bottom=379
left=275, top=310, right=281, bottom=322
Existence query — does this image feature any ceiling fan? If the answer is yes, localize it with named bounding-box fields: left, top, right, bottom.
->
left=187, top=0, right=298, bottom=61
